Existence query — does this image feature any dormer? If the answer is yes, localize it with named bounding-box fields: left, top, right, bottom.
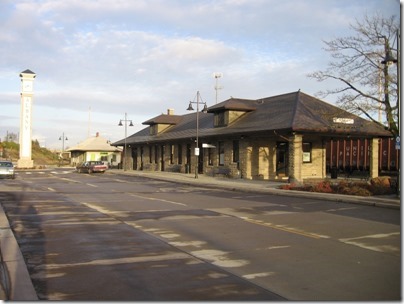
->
left=207, top=98, right=256, bottom=127
left=142, top=109, right=182, bottom=136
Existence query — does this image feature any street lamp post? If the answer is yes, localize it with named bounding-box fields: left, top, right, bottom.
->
left=59, top=133, right=68, bottom=153
left=59, top=133, right=68, bottom=166
left=380, top=31, right=400, bottom=196
left=118, top=113, right=133, bottom=171
left=187, top=91, right=208, bottom=179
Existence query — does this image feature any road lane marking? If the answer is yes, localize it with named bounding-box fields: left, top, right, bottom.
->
left=339, top=232, right=400, bottom=255
left=267, top=245, right=290, bottom=250
left=37, top=252, right=194, bottom=270
left=169, top=241, right=207, bottom=248
left=326, top=207, right=358, bottom=212
left=160, top=233, right=181, bottom=239
left=242, top=217, right=330, bottom=239
left=59, top=177, right=81, bottom=183
left=86, top=183, right=98, bottom=187
left=129, top=193, right=186, bottom=206
left=208, top=208, right=329, bottom=239
left=190, top=249, right=249, bottom=268
left=243, top=272, right=275, bottom=279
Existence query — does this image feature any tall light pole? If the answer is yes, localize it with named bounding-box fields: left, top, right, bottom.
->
left=59, top=133, right=68, bottom=153
left=58, top=133, right=68, bottom=166
left=380, top=31, right=400, bottom=196
left=118, top=113, right=133, bottom=171
left=213, top=72, right=223, bottom=104
left=187, top=91, right=208, bottom=179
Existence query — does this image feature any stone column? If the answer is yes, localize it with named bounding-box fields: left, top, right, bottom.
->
left=239, top=139, right=248, bottom=179
left=288, top=133, right=303, bottom=183
left=370, top=138, right=379, bottom=178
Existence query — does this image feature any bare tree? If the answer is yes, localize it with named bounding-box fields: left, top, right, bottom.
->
left=308, top=14, right=399, bottom=137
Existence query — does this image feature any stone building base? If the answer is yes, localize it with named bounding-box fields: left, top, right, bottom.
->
left=17, top=158, right=34, bottom=168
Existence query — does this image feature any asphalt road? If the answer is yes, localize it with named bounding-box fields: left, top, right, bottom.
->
left=0, top=168, right=400, bottom=300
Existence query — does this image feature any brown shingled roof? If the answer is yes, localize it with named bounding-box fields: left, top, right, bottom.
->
left=142, top=114, right=182, bottom=125
left=207, top=98, right=257, bottom=112
left=112, top=91, right=391, bottom=146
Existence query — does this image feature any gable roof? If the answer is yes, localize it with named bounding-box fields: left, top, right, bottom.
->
left=20, top=69, right=36, bottom=77
left=67, top=133, right=122, bottom=152
left=142, top=114, right=182, bottom=125
left=207, top=97, right=257, bottom=112
left=112, top=91, right=391, bottom=146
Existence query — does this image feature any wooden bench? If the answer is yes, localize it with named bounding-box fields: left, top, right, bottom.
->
left=213, top=167, right=231, bottom=177
left=346, top=170, right=369, bottom=181
left=167, top=164, right=182, bottom=173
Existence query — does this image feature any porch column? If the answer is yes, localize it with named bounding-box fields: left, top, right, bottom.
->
left=124, top=146, right=133, bottom=171
left=370, top=138, right=379, bottom=178
left=239, top=139, right=250, bottom=179
left=288, top=133, right=303, bottom=183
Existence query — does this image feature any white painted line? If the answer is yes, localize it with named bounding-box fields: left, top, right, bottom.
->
left=190, top=249, right=249, bottom=268
left=267, top=245, right=290, bottom=250
left=37, top=252, right=191, bottom=270
left=129, top=193, right=186, bottom=206
left=243, top=272, right=275, bottom=279
left=326, top=207, right=358, bottom=212
left=242, top=218, right=330, bottom=239
left=60, top=178, right=80, bottom=183
left=339, top=232, right=400, bottom=254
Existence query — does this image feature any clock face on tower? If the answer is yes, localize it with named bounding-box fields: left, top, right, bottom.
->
left=23, top=80, right=33, bottom=92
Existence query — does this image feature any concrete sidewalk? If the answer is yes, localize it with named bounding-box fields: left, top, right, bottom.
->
left=0, top=169, right=399, bottom=300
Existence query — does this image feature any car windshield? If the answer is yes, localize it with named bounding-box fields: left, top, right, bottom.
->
left=0, top=162, right=13, bottom=167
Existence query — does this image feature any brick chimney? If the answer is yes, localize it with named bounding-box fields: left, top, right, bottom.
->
left=167, top=109, right=174, bottom=115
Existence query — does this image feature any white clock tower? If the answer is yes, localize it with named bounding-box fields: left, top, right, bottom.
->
left=17, top=69, right=36, bottom=168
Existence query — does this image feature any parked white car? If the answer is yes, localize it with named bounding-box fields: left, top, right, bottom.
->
left=0, top=161, right=15, bottom=179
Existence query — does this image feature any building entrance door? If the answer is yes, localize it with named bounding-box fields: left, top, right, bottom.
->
left=276, top=142, right=289, bottom=177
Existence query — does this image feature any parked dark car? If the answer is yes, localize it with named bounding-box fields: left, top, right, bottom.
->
left=76, top=161, right=108, bottom=174
left=0, top=161, right=15, bottom=179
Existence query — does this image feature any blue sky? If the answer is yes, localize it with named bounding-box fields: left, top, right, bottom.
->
left=0, top=0, right=399, bottom=149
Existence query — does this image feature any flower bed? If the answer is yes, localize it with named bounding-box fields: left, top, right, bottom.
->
left=279, top=177, right=396, bottom=197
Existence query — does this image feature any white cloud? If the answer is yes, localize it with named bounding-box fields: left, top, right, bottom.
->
left=0, top=0, right=399, bottom=148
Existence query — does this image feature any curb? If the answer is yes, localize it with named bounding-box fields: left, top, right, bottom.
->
left=0, top=203, right=38, bottom=301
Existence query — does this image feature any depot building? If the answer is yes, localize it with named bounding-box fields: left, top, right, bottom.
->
left=112, top=91, right=393, bottom=182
